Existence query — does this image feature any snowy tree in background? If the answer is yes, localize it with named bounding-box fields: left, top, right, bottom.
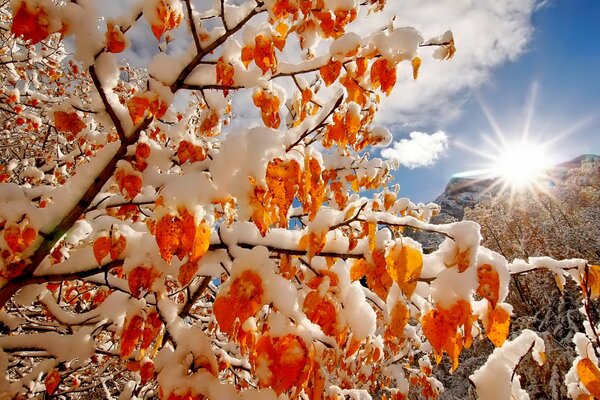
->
left=0, top=0, right=598, bottom=399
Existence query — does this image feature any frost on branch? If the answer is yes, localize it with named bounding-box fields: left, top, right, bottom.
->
left=0, top=0, right=596, bottom=399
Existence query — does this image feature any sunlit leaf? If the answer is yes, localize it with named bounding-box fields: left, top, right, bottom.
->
left=577, top=358, right=600, bottom=398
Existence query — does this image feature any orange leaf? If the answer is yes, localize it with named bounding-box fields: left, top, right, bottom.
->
left=4, top=224, right=37, bottom=255
left=155, top=214, right=182, bottom=263
left=120, top=313, right=145, bottom=358
left=584, top=265, right=600, bottom=299
left=106, top=23, right=126, bottom=53
left=110, top=235, right=127, bottom=260
left=11, top=1, right=53, bottom=45
left=178, top=260, right=199, bottom=286
left=411, top=57, right=421, bottom=80
left=140, top=361, right=155, bottom=384
left=151, top=0, right=183, bottom=40
left=93, top=236, right=111, bottom=265
left=54, top=111, right=86, bottom=135
left=216, top=56, right=235, bottom=87
left=128, top=266, right=157, bottom=298
left=386, top=243, right=423, bottom=298
left=44, top=369, right=61, bottom=395
left=241, top=46, right=254, bottom=69
left=370, top=58, right=396, bottom=96
left=141, top=310, right=163, bottom=350
left=320, top=60, right=342, bottom=86
left=252, top=89, right=281, bottom=128
left=577, top=358, right=600, bottom=398
left=253, top=334, right=311, bottom=394
left=303, top=291, right=338, bottom=336
left=422, top=300, right=472, bottom=371
left=476, top=263, right=500, bottom=307
left=127, top=95, right=149, bottom=125
left=254, top=35, right=277, bottom=73
left=213, top=270, right=264, bottom=337
left=387, top=300, right=409, bottom=339
left=483, top=305, right=510, bottom=347
left=117, top=172, right=142, bottom=200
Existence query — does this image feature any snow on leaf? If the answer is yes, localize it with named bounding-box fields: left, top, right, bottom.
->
left=577, top=358, right=600, bottom=398
left=44, top=369, right=61, bottom=395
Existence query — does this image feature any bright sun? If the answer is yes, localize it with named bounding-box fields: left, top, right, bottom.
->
left=490, top=139, right=553, bottom=189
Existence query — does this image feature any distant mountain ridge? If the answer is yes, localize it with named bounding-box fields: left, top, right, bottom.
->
left=432, top=154, right=600, bottom=222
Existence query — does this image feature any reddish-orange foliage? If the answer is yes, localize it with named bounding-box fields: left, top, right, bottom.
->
left=141, top=309, right=163, bottom=350
left=93, top=235, right=126, bottom=265
left=151, top=0, right=183, bottom=40
left=106, top=23, right=126, bottom=53
left=11, top=1, right=53, bottom=44
left=351, top=249, right=393, bottom=301
left=213, top=270, right=264, bottom=337
left=120, top=313, right=145, bottom=358
left=216, top=57, right=235, bottom=89
left=115, top=169, right=142, bottom=200
left=476, top=263, right=500, bottom=307
left=3, top=223, right=36, bottom=255
left=252, top=89, right=281, bottom=128
left=128, top=266, right=158, bottom=298
left=177, top=141, right=206, bottom=164
left=320, top=60, right=342, bottom=86
left=371, top=58, right=397, bottom=96
left=54, top=111, right=86, bottom=137
left=44, top=369, right=61, bottom=395
left=252, top=333, right=311, bottom=394
left=254, top=35, right=277, bottom=73
left=304, top=291, right=338, bottom=336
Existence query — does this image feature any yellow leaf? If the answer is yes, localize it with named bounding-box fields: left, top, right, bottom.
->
left=388, top=300, right=409, bottom=339
left=386, top=243, right=423, bottom=298
left=483, top=305, right=510, bottom=347
left=411, top=57, right=421, bottom=80
left=577, top=358, right=600, bottom=398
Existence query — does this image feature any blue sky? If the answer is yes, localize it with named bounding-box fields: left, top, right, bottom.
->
left=391, top=0, right=600, bottom=202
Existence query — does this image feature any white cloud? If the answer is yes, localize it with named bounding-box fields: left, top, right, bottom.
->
left=381, top=131, right=449, bottom=168
left=362, top=0, right=539, bottom=128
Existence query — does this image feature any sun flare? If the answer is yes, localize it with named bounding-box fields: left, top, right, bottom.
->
left=490, top=139, right=553, bottom=189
